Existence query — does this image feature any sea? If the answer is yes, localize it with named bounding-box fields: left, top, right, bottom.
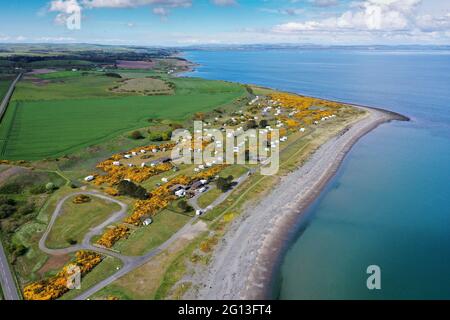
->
left=182, top=47, right=450, bottom=299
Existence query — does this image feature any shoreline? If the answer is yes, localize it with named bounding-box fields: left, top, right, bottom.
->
left=190, top=105, right=408, bottom=300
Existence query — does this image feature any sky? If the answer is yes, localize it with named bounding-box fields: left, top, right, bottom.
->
left=1, top=0, right=450, bottom=46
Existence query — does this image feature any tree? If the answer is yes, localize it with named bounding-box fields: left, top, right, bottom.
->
left=130, top=130, right=144, bottom=140
left=259, top=119, right=268, bottom=128
left=117, top=180, right=148, bottom=200
left=148, top=130, right=172, bottom=141
left=0, top=204, right=16, bottom=219
left=66, top=238, right=78, bottom=245
left=29, top=184, right=47, bottom=194
left=45, top=182, right=56, bottom=192
left=193, top=112, right=206, bottom=121
left=17, top=202, right=35, bottom=216
left=0, top=196, right=16, bottom=206
left=244, top=120, right=258, bottom=131
left=105, top=72, right=122, bottom=78
left=216, top=175, right=234, bottom=192
left=0, top=183, right=21, bottom=194
left=178, top=200, right=193, bottom=213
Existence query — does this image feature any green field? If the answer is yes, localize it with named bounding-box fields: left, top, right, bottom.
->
left=0, top=79, right=11, bottom=100
left=114, top=209, right=191, bottom=256
left=0, top=75, right=247, bottom=159
left=45, top=195, right=121, bottom=249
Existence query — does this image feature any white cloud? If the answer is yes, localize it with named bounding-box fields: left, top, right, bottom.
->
left=49, top=0, right=82, bottom=25
left=81, top=0, right=192, bottom=9
left=311, top=0, right=339, bottom=7
left=48, top=0, right=238, bottom=23
left=211, top=0, right=237, bottom=6
left=274, top=0, right=450, bottom=33
left=260, top=7, right=304, bottom=16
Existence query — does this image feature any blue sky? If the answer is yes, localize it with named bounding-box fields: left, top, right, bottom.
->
left=1, top=0, right=450, bottom=45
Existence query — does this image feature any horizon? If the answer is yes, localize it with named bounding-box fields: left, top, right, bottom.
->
left=1, top=0, right=450, bottom=46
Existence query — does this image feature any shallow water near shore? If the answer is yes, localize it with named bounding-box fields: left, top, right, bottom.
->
left=183, top=48, right=450, bottom=299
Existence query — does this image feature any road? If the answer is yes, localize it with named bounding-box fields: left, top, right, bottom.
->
left=0, top=238, right=20, bottom=300
left=0, top=73, right=22, bottom=301
left=0, top=73, right=22, bottom=122
left=35, top=168, right=255, bottom=300
left=188, top=168, right=254, bottom=212
left=36, top=190, right=201, bottom=300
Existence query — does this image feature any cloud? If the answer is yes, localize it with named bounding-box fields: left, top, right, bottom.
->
left=81, top=0, right=192, bottom=9
left=48, top=0, right=237, bottom=24
left=260, top=7, right=304, bottom=16
left=311, top=0, right=339, bottom=7
left=211, top=0, right=237, bottom=6
left=274, top=0, right=450, bottom=33
left=49, top=0, right=82, bottom=25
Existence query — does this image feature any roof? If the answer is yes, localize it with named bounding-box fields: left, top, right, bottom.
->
left=190, top=181, right=204, bottom=190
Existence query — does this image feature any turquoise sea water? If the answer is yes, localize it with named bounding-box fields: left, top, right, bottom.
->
left=183, top=48, right=450, bottom=299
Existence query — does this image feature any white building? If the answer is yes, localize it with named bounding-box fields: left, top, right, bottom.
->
left=84, top=175, right=95, bottom=182
left=175, top=189, right=186, bottom=198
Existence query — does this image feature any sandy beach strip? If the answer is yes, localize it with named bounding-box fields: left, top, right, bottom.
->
left=192, top=106, right=407, bottom=300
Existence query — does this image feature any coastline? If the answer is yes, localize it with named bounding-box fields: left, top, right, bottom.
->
left=190, top=105, right=408, bottom=300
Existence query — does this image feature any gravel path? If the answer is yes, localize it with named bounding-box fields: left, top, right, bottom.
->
left=193, top=107, right=406, bottom=300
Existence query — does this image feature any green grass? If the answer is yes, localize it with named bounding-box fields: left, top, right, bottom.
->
left=28, top=60, right=94, bottom=68
left=1, top=77, right=246, bottom=160
left=154, top=234, right=205, bottom=300
left=114, top=209, right=191, bottom=256
left=45, top=196, right=121, bottom=249
left=12, top=74, right=119, bottom=101
left=197, top=187, right=222, bottom=209
left=0, top=79, right=11, bottom=100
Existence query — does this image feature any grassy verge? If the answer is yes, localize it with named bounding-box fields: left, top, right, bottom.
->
left=197, top=188, right=222, bottom=209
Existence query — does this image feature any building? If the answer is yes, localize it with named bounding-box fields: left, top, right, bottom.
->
left=84, top=175, right=95, bottom=182
left=150, top=157, right=172, bottom=167
left=175, top=189, right=186, bottom=198
left=143, top=218, right=153, bottom=226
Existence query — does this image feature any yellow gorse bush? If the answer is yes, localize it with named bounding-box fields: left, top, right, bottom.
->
left=23, top=251, right=102, bottom=300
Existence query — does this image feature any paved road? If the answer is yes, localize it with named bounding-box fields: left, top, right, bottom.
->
left=0, top=238, right=20, bottom=300
left=188, top=168, right=254, bottom=212
left=38, top=169, right=254, bottom=300
left=0, top=73, right=22, bottom=122
left=36, top=190, right=201, bottom=300
left=39, top=191, right=133, bottom=263
left=0, top=73, right=22, bottom=301
left=74, top=214, right=200, bottom=300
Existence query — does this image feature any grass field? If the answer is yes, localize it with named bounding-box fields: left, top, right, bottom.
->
left=114, top=209, right=191, bottom=256
left=0, top=76, right=247, bottom=159
left=45, top=196, right=121, bottom=249
left=198, top=188, right=222, bottom=209
left=13, top=74, right=119, bottom=101
left=112, top=77, right=172, bottom=95
left=0, top=79, right=11, bottom=100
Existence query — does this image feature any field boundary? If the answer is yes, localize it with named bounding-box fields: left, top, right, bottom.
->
left=0, top=73, right=22, bottom=123
left=1, top=101, right=20, bottom=156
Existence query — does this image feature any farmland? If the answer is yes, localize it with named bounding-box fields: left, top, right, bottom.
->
left=0, top=73, right=247, bottom=159
left=0, top=46, right=370, bottom=301
left=0, top=79, right=11, bottom=100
